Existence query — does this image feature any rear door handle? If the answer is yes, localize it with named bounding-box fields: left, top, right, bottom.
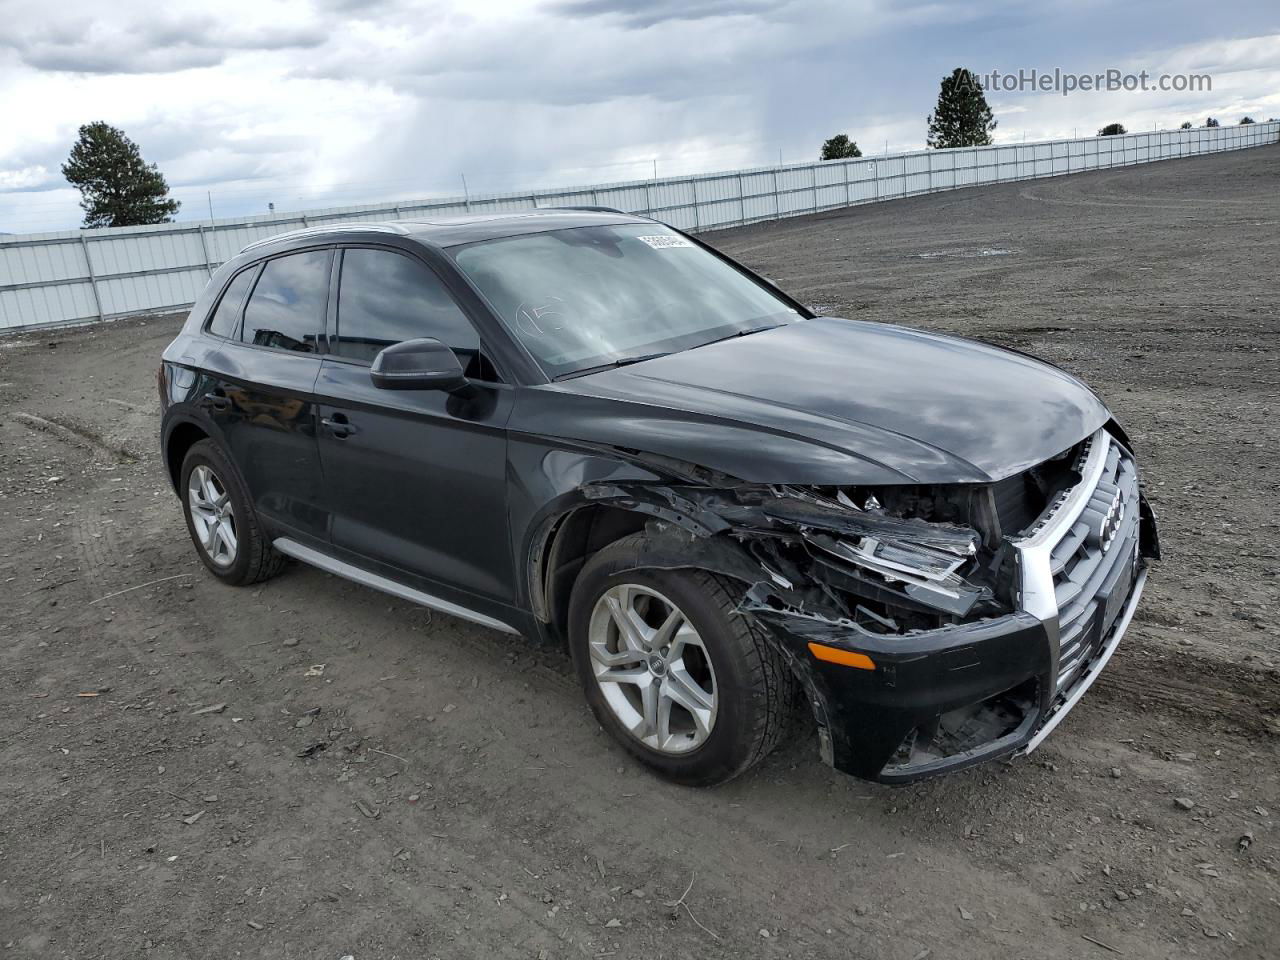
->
left=321, top=413, right=357, bottom=438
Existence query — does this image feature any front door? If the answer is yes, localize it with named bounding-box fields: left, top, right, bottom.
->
left=314, top=246, right=515, bottom=605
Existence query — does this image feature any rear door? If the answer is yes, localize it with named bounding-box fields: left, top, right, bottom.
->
left=315, top=246, right=515, bottom=604
left=200, top=248, right=332, bottom=540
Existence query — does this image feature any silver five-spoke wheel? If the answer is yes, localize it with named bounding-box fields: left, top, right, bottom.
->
left=187, top=464, right=237, bottom=568
left=587, top=583, right=718, bottom=754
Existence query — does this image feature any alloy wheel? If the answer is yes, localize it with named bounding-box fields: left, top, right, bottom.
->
left=587, top=583, right=718, bottom=754
left=187, top=464, right=238, bottom=568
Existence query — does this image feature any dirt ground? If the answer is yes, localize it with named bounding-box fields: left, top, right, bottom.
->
left=1, top=145, right=1278, bottom=960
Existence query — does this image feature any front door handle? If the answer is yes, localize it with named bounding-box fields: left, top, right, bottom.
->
left=321, top=413, right=357, bottom=438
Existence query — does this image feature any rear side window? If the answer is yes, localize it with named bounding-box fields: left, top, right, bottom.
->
left=206, top=267, right=256, bottom=339
left=333, top=248, right=481, bottom=373
left=241, top=250, right=330, bottom=353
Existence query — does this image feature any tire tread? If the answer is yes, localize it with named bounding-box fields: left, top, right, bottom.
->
left=695, top=569, right=795, bottom=775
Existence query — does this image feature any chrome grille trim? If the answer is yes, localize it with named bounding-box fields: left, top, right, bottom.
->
left=1017, top=429, right=1111, bottom=552
left=1012, top=429, right=1110, bottom=660
left=1013, top=428, right=1143, bottom=699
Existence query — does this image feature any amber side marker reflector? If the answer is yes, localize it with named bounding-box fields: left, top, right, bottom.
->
left=807, top=642, right=876, bottom=670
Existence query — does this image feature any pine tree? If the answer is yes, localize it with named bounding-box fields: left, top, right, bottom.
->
left=926, top=68, right=996, bottom=149
left=820, top=134, right=863, bottom=160
left=61, top=122, right=180, bottom=228
left=1097, top=123, right=1127, bottom=136
left=1205, top=117, right=1220, bottom=127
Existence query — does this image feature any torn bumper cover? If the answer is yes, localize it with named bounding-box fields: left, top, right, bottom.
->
left=750, top=568, right=1148, bottom=783
left=583, top=427, right=1158, bottom=784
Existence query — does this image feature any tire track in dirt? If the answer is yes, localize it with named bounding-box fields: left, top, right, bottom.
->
left=12, top=411, right=142, bottom=463
left=1093, top=640, right=1280, bottom=737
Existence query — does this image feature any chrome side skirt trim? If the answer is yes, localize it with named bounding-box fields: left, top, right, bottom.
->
left=273, top=537, right=521, bottom=635
left=1018, top=566, right=1148, bottom=756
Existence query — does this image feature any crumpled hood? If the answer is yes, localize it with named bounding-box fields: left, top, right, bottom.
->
left=533, top=317, right=1111, bottom=485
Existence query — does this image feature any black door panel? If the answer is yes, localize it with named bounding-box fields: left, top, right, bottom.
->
left=315, top=359, right=514, bottom=602
left=197, top=341, right=326, bottom=538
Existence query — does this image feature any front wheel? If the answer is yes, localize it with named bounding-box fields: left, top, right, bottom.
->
left=568, top=533, right=796, bottom=786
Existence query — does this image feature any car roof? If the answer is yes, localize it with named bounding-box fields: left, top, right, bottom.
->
left=240, top=208, right=652, bottom=255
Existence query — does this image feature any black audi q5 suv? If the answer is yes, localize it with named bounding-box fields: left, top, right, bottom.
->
left=160, top=209, right=1158, bottom=785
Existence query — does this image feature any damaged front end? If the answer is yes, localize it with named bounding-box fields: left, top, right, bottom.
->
left=576, top=427, right=1157, bottom=783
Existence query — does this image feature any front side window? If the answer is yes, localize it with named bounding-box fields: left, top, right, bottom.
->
left=450, top=224, right=799, bottom=379
left=206, top=267, right=256, bottom=339
left=241, top=250, right=330, bottom=353
left=333, top=248, right=482, bottom=374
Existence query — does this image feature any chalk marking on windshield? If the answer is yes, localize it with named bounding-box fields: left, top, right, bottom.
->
left=514, top=297, right=567, bottom=336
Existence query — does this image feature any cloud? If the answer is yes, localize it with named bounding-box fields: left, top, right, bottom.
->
left=549, top=0, right=790, bottom=29
left=1, top=0, right=1278, bottom=233
left=1, top=7, right=326, bottom=75
left=310, top=0, right=413, bottom=12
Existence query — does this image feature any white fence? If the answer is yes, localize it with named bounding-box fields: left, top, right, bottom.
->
left=2, top=121, right=1276, bottom=333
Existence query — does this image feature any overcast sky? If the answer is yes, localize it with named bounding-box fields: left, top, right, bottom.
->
left=1, top=0, right=1276, bottom=233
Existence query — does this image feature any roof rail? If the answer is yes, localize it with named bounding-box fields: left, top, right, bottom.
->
left=240, top=222, right=408, bottom=253
left=543, top=205, right=634, bottom=216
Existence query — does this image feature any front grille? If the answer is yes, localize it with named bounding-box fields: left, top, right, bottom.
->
left=1049, top=441, right=1140, bottom=690
left=1014, top=430, right=1142, bottom=696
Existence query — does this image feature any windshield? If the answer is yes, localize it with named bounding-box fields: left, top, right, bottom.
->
left=450, top=224, right=800, bottom=379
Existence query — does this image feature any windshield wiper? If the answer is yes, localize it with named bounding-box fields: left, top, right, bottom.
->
left=555, top=352, right=671, bottom=381
left=691, top=323, right=783, bottom=350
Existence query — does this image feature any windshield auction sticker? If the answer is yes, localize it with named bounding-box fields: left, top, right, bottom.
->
left=637, top=235, right=694, bottom=249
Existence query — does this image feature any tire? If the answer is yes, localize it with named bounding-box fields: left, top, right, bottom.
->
left=568, top=532, right=795, bottom=786
left=179, top=439, right=286, bottom=586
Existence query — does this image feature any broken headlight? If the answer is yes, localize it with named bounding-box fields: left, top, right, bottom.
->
left=757, top=484, right=1007, bottom=622
left=805, top=528, right=984, bottom=617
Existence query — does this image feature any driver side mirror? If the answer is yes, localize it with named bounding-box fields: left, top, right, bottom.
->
left=370, top=338, right=467, bottom=392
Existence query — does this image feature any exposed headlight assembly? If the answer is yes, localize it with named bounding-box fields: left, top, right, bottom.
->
left=804, top=528, right=985, bottom=617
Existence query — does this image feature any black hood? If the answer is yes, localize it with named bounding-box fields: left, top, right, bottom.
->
left=519, top=317, right=1110, bottom=485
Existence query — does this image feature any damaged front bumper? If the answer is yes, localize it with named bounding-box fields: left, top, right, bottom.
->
left=572, top=426, right=1156, bottom=784
left=752, top=428, right=1155, bottom=783
left=754, top=562, right=1147, bottom=783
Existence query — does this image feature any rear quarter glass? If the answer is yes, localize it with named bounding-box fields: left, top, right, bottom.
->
left=206, top=267, right=256, bottom=339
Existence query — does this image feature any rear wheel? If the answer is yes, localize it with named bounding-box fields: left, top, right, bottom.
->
left=569, top=533, right=795, bottom=786
left=179, top=440, right=285, bottom=586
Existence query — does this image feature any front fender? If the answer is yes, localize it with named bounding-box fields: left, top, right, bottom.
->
left=507, top=439, right=731, bottom=621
